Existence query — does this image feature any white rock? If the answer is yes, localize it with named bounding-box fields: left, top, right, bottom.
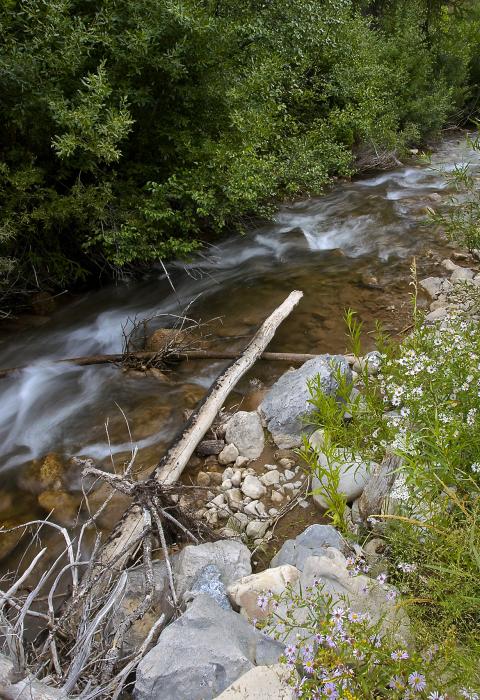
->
left=245, top=520, right=270, bottom=539
left=283, top=483, right=295, bottom=492
left=260, top=470, right=280, bottom=486
left=284, top=469, right=295, bottom=481
left=225, top=412, right=265, bottom=459
left=234, top=456, right=250, bottom=468
left=223, top=467, right=234, bottom=481
left=255, top=501, right=267, bottom=516
left=228, top=565, right=300, bottom=620
left=210, top=494, right=226, bottom=508
left=214, top=664, right=295, bottom=700
left=241, top=475, right=267, bottom=499
left=271, top=491, right=284, bottom=505
left=293, top=480, right=302, bottom=488
left=268, top=508, right=279, bottom=516
left=231, top=470, right=242, bottom=487
left=244, top=501, right=261, bottom=517
left=221, top=479, right=233, bottom=491
left=298, top=499, right=310, bottom=509
left=219, top=443, right=240, bottom=465
left=264, top=463, right=278, bottom=470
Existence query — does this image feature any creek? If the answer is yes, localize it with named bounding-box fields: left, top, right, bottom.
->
left=0, top=135, right=478, bottom=533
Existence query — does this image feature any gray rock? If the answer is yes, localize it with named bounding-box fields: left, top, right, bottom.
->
left=246, top=519, right=270, bottom=539
left=271, top=524, right=349, bottom=570
left=133, top=595, right=283, bottom=700
left=451, top=266, right=474, bottom=282
left=184, top=564, right=231, bottom=610
left=259, top=355, right=351, bottom=448
left=225, top=411, right=265, bottom=459
left=352, top=351, right=382, bottom=376
left=173, top=540, right=252, bottom=601
left=419, top=276, right=443, bottom=298
left=260, top=470, right=280, bottom=486
left=425, top=307, right=448, bottom=323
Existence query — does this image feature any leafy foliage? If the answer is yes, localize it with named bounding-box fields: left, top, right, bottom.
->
left=1, top=0, right=480, bottom=306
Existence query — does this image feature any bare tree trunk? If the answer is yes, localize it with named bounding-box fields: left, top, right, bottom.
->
left=0, top=349, right=323, bottom=379
left=98, top=290, right=303, bottom=569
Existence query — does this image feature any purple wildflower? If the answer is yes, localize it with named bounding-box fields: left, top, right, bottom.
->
left=391, top=648, right=409, bottom=661
left=408, top=671, right=426, bottom=691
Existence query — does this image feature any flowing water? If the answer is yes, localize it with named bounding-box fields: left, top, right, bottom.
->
left=0, top=135, right=479, bottom=541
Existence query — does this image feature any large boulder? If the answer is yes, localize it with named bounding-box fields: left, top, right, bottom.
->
left=115, top=540, right=251, bottom=653
left=269, top=548, right=409, bottom=646
left=213, top=664, right=295, bottom=699
left=224, top=412, right=265, bottom=459
left=258, top=355, right=351, bottom=448
left=133, top=595, right=284, bottom=700
left=270, top=524, right=349, bottom=570
left=309, top=429, right=375, bottom=509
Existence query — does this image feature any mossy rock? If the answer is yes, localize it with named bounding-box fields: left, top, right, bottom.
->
left=18, top=453, right=66, bottom=494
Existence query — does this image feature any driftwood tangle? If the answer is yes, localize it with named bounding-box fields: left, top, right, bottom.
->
left=97, top=290, right=304, bottom=574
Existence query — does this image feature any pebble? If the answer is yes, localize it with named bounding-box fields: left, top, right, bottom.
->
left=222, top=467, right=234, bottom=481
left=231, top=470, right=242, bottom=487
left=225, top=488, right=243, bottom=510
left=264, top=464, right=278, bottom=470
left=246, top=520, right=270, bottom=539
left=234, top=456, right=249, bottom=468
left=260, top=470, right=280, bottom=487
left=221, top=479, right=233, bottom=491
left=271, top=491, right=284, bottom=505
left=284, top=469, right=295, bottom=481
left=241, top=475, right=266, bottom=499
left=244, top=501, right=260, bottom=516
left=268, top=508, right=279, bottom=516
left=278, top=458, right=294, bottom=469
left=298, top=499, right=310, bottom=509
left=219, top=443, right=239, bottom=465
left=283, top=483, right=295, bottom=492
left=210, top=494, right=225, bottom=508
left=293, top=480, right=302, bottom=488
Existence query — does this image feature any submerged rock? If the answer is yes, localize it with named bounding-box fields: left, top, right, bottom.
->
left=259, top=355, right=351, bottom=448
left=133, top=595, right=283, bottom=700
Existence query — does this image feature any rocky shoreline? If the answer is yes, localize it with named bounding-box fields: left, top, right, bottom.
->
left=124, top=253, right=479, bottom=699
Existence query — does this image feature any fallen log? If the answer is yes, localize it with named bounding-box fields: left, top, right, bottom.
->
left=0, top=349, right=326, bottom=379
left=97, top=290, right=303, bottom=571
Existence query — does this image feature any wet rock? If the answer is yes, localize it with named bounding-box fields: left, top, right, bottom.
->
left=0, top=516, right=31, bottom=561
left=259, top=355, right=351, bottom=448
left=225, top=412, right=265, bottom=459
left=271, top=524, right=349, bottom=570
left=184, top=564, right=231, bottom=610
left=196, top=471, right=211, bottom=487
left=214, top=664, right=295, bottom=700
left=133, top=595, right=283, bottom=700
left=37, top=490, right=80, bottom=526
left=18, top=453, right=65, bottom=494
left=197, top=439, right=225, bottom=457
left=219, top=443, right=239, bottom=465
left=241, top=475, right=266, bottom=500
left=227, top=565, right=300, bottom=620
left=147, top=327, right=186, bottom=352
